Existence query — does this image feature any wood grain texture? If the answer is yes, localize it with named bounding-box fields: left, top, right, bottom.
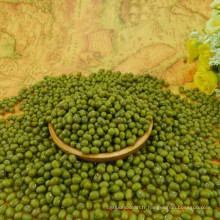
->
left=49, top=121, right=153, bottom=162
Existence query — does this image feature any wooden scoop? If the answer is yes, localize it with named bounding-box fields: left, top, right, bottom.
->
left=49, top=121, right=153, bottom=162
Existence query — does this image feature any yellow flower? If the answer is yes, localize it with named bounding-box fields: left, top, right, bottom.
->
left=194, top=66, right=218, bottom=95
left=197, top=44, right=212, bottom=70
left=187, top=39, right=200, bottom=63
left=206, top=9, right=220, bottom=34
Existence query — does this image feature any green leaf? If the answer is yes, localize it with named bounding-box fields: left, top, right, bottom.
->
left=212, top=65, right=219, bottom=73
left=216, top=73, right=220, bottom=83
left=193, top=56, right=199, bottom=62
left=202, top=28, right=207, bottom=35
left=194, top=42, right=202, bottom=48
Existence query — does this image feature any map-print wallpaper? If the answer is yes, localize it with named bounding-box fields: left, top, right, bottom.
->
left=0, top=0, right=212, bottom=99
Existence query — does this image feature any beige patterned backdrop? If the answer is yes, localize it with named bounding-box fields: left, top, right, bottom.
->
left=0, top=0, right=212, bottom=99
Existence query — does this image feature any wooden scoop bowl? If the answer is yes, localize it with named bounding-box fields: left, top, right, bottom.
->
left=49, top=121, right=153, bottom=162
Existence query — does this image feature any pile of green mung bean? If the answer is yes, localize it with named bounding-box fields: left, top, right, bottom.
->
left=48, top=89, right=151, bottom=153
left=0, top=70, right=219, bottom=220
